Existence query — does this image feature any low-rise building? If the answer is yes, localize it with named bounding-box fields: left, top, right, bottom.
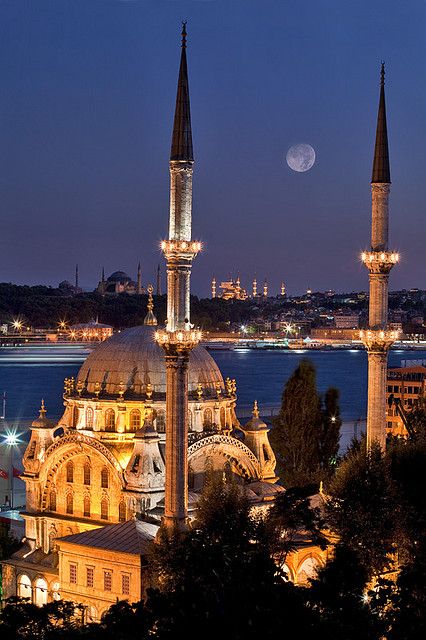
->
left=386, top=364, right=426, bottom=437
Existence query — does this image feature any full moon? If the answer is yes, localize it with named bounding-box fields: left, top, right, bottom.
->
left=286, top=143, right=316, bottom=172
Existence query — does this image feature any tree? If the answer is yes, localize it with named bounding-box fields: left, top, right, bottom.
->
left=270, top=359, right=323, bottom=486
left=327, top=442, right=397, bottom=577
left=271, top=360, right=341, bottom=487
left=150, top=474, right=316, bottom=639
left=265, top=485, right=327, bottom=568
left=308, top=544, right=384, bottom=640
left=319, top=387, right=341, bottom=474
left=0, top=522, right=20, bottom=561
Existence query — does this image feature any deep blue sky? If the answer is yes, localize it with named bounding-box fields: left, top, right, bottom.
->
left=0, top=0, right=424, bottom=297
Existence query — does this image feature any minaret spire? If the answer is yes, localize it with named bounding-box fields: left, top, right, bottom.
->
left=137, top=261, right=142, bottom=295
left=360, top=64, right=399, bottom=452
left=170, top=22, right=193, bottom=163
left=371, top=63, right=390, bottom=185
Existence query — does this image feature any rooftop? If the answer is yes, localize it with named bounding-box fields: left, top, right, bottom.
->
left=58, top=519, right=158, bottom=555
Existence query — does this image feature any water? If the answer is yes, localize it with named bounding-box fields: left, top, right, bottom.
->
left=0, top=344, right=425, bottom=506
left=0, top=345, right=424, bottom=424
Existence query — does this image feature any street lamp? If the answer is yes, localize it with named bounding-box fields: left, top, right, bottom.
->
left=1, top=428, right=23, bottom=509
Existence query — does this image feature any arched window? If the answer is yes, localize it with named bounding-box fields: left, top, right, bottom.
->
left=156, top=410, right=165, bottom=433
left=101, top=467, right=109, bottom=489
left=188, top=410, right=193, bottom=430
left=101, top=498, right=109, bottom=520
left=296, top=557, right=320, bottom=585
left=119, top=501, right=126, bottom=523
left=66, top=492, right=73, bottom=515
left=83, top=495, right=91, bottom=518
left=17, top=574, right=32, bottom=600
left=72, top=405, right=79, bottom=428
left=49, top=490, right=57, bottom=512
left=48, top=529, right=56, bottom=552
left=220, top=407, right=226, bottom=428
left=203, top=408, right=212, bottom=429
left=83, top=462, right=91, bottom=486
left=129, top=409, right=141, bottom=432
left=66, top=461, right=74, bottom=483
left=105, top=409, right=115, bottom=431
left=86, top=408, right=94, bottom=429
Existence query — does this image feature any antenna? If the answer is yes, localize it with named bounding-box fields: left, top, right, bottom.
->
left=0, top=391, right=6, bottom=420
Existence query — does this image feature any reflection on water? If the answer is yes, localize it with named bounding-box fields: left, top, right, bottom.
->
left=0, top=343, right=425, bottom=427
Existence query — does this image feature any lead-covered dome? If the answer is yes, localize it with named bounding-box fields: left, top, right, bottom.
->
left=76, top=325, right=224, bottom=397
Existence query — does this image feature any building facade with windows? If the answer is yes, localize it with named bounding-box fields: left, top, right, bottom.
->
left=386, top=364, right=426, bottom=436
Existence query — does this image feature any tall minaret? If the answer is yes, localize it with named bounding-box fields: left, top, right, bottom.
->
left=280, top=282, right=286, bottom=297
left=360, top=64, right=399, bottom=451
left=211, top=276, right=216, bottom=299
left=155, top=23, right=201, bottom=532
left=235, top=275, right=241, bottom=299
left=137, top=262, right=142, bottom=294
left=263, top=279, right=268, bottom=298
left=75, top=264, right=79, bottom=290
left=252, top=277, right=257, bottom=298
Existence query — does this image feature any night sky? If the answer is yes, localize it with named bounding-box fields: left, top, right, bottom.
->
left=0, top=0, right=425, bottom=297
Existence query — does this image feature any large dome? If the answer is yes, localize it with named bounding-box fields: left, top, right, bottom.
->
left=77, top=325, right=224, bottom=397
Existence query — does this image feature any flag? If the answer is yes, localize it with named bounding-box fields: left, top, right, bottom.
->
left=13, top=467, right=22, bottom=478
left=0, top=468, right=8, bottom=480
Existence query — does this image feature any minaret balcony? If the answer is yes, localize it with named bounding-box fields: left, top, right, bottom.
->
left=359, top=328, right=399, bottom=351
left=361, top=251, right=399, bottom=274
left=155, top=328, right=202, bottom=352
left=161, top=240, right=202, bottom=259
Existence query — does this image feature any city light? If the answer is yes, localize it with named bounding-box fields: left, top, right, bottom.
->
left=2, top=429, right=22, bottom=447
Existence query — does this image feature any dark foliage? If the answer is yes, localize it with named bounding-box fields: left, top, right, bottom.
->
left=270, top=359, right=341, bottom=486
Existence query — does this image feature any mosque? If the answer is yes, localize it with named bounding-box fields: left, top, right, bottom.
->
left=2, top=27, right=329, bottom=618
left=2, top=26, right=391, bottom=618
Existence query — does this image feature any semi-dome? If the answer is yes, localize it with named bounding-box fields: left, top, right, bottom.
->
left=76, top=325, right=224, bottom=397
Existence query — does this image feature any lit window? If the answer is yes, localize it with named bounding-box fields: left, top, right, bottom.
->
left=86, top=566, right=94, bottom=588
left=49, top=491, right=57, bottom=512
left=66, top=493, right=73, bottom=515
left=130, top=410, right=141, bottom=431
left=104, top=570, right=112, bottom=592
left=86, top=408, right=94, bottom=429
left=83, top=495, right=91, bottom=518
left=101, top=467, right=109, bottom=489
left=119, top=501, right=126, bottom=523
left=121, top=574, right=130, bottom=595
left=156, top=410, right=165, bottom=433
left=83, top=463, right=91, bottom=486
left=69, top=563, right=77, bottom=584
left=66, top=462, right=74, bottom=483
left=105, top=409, right=115, bottom=431
left=101, top=498, right=109, bottom=520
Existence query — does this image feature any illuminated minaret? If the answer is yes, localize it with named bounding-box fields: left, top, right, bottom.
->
left=155, top=24, right=201, bottom=532
left=252, top=277, right=257, bottom=298
left=263, top=279, right=268, bottom=298
left=137, top=262, right=142, bottom=294
left=235, top=275, right=241, bottom=299
left=360, top=64, right=399, bottom=451
left=280, top=282, right=286, bottom=297
left=211, top=276, right=216, bottom=299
